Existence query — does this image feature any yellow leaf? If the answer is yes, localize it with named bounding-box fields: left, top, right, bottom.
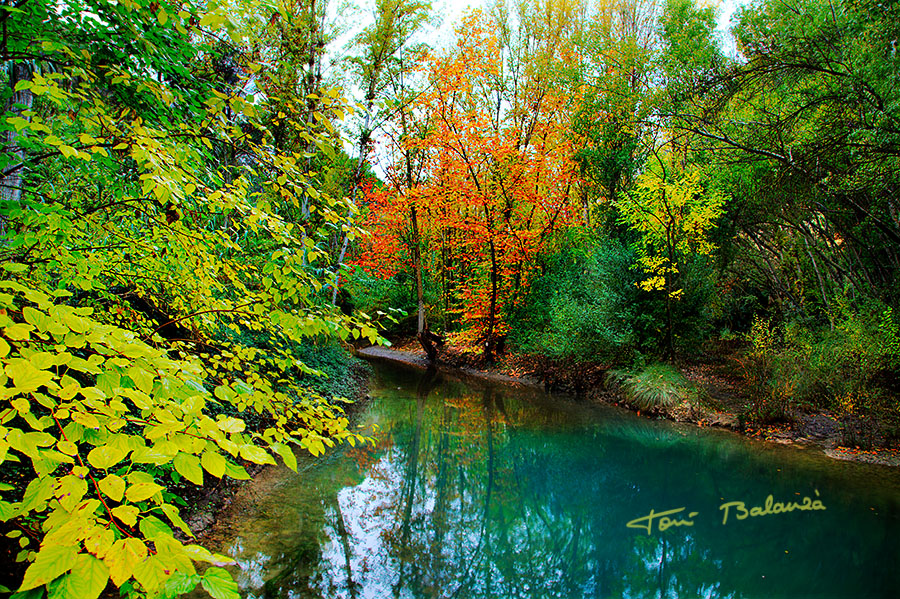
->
left=29, top=351, right=56, bottom=370
left=49, top=554, right=109, bottom=599
left=59, top=145, right=78, bottom=159
left=84, top=526, right=115, bottom=559
left=55, top=474, right=87, bottom=511
left=111, top=504, right=139, bottom=527
left=6, top=359, right=54, bottom=393
left=133, top=554, right=168, bottom=592
left=200, top=450, right=226, bottom=478
left=87, top=445, right=128, bottom=470
left=99, top=474, right=126, bottom=502
left=215, top=417, right=244, bottom=433
left=126, top=366, right=155, bottom=394
left=19, top=543, right=78, bottom=590
left=57, top=440, right=78, bottom=456
left=125, top=481, right=164, bottom=503
left=5, top=322, right=33, bottom=340
left=161, top=504, right=193, bottom=536
left=239, top=444, right=275, bottom=465
left=173, top=452, right=203, bottom=485
left=105, top=538, right=147, bottom=586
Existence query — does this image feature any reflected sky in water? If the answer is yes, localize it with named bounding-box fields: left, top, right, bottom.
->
left=215, top=360, right=900, bottom=599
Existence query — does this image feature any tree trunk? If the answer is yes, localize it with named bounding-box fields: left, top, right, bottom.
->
left=484, top=236, right=499, bottom=364
left=1, top=62, right=33, bottom=239
left=664, top=234, right=675, bottom=362
left=331, top=89, right=374, bottom=304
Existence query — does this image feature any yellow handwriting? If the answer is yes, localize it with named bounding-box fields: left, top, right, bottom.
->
left=720, top=491, right=826, bottom=525
left=626, top=491, right=827, bottom=533
left=626, top=507, right=699, bottom=535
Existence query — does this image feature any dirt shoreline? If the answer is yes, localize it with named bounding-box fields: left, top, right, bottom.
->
left=357, top=344, right=900, bottom=468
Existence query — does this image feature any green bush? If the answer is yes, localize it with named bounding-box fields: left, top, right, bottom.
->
left=605, top=363, right=700, bottom=412
left=507, top=232, right=721, bottom=362
left=345, top=266, right=428, bottom=337
left=737, top=297, right=900, bottom=432
left=221, top=323, right=369, bottom=402
left=506, top=235, right=639, bottom=361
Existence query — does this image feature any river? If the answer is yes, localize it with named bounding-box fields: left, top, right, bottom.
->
left=204, top=358, right=900, bottom=598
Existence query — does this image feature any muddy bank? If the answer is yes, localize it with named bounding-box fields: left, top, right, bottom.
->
left=356, top=345, right=545, bottom=389
left=357, top=344, right=900, bottom=468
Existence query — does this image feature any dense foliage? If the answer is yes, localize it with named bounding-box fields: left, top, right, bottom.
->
left=348, top=0, right=899, bottom=422
left=4, top=0, right=900, bottom=596
left=0, top=0, right=378, bottom=597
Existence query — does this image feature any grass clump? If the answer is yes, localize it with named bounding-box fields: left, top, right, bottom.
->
left=606, top=363, right=699, bottom=412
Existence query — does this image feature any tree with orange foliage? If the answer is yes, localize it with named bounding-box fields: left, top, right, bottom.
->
left=355, top=5, right=582, bottom=363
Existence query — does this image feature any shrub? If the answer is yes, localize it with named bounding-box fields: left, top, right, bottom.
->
left=606, top=363, right=700, bottom=412
left=736, top=297, right=900, bottom=429
left=506, top=235, right=640, bottom=362
left=507, top=232, right=721, bottom=362
left=0, top=282, right=372, bottom=599
left=344, top=266, right=427, bottom=337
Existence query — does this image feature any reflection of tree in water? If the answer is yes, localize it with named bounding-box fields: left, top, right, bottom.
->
left=227, top=364, right=900, bottom=599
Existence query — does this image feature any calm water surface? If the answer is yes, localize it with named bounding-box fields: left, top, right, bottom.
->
left=215, top=360, right=900, bottom=598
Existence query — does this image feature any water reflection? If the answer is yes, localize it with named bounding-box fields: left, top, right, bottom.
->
left=219, top=361, right=900, bottom=599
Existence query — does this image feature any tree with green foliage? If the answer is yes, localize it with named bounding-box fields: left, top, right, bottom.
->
left=0, top=0, right=377, bottom=597
left=331, top=0, right=432, bottom=304
left=679, top=0, right=900, bottom=313
left=616, top=168, right=725, bottom=359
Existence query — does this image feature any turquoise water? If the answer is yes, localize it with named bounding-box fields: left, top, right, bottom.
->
left=217, top=360, right=900, bottom=598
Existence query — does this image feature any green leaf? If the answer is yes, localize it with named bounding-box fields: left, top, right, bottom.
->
left=270, top=443, right=297, bottom=471
left=132, top=554, right=167, bottom=592
left=200, top=567, right=240, bottom=599
left=138, top=515, right=173, bottom=541
left=19, top=543, right=78, bottom=590
left=239, top=444, right=275, bottom=465
left=2, top=263, right=28, bottom=274
left=46, top=554, right=108, bottom=599
left=130, top=446, right=173, bottom=464
left=20, top=476, right=54, bottom=513
left=6, top=359, right=54, bottom=393
left=22, top=307, right=52, bottom=331
left=173, top=452, right=203, bottom=485
left=125, top=482, right=164, bottom=503
left=223, top=460, right=250, bottom=480
left=162, top=572, right=200, bottom=597
left=200, top=450, right=226, bottom=478
left=126, top=366, right=155, bottom=394
left=161, top=504, right=192, bottom=537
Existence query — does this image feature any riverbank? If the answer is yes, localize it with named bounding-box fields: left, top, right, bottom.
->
left=357, top=342, right=900, bottom=468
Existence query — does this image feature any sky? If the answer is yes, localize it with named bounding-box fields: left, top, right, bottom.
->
left=332, top=0, right=750, bottom=65
left=428, top=0, right=748, bottom=46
